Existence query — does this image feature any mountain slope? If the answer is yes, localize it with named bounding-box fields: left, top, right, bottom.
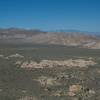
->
left=0, top=28, right=100, bottom=49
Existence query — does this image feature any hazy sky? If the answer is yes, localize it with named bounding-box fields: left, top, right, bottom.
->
left=0, top=0, right=100, bottom=32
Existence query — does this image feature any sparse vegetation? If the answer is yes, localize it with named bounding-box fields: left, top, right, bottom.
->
left=0, top=45, right=100, bottom=100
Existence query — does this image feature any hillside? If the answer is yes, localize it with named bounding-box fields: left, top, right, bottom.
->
left=0, top=28, right=100, bottom=49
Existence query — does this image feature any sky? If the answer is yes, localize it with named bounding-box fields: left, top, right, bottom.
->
left=0, top=0, right=100, bottom=32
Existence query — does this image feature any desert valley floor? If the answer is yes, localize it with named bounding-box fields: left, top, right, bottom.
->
left=0, top=45, right=100, bottom=100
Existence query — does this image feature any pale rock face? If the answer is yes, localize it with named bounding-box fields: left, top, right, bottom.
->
left=8, top=53, right=24, bottom=58
left=33, top=76, right=61, bottom=87
left=83, top=41, right=100, bottom=49
left=68, top=91, right=76, bottom=97
left=69, top=85, right=82, bottom=93
left=20, top=59, right=96, bottom=69
left=88, top=90, right=95, bottom=95
left=68, top=85, right=82, bottom=97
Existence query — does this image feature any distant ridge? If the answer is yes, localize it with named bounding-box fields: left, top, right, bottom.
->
left=0, top=28, right=100, bottom=49
left=51, top=29, right=100, bottom=35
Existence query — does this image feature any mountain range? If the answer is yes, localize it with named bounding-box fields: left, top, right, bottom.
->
left=0, top=28, right=100, bottom=49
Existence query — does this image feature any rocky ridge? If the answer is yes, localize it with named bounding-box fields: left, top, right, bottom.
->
left=0, top=28, right=100, bottom=49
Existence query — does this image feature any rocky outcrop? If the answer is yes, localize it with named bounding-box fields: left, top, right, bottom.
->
left=68, top=85, right=82, bottom=96
left=83, top=41, right=100, bottom=49
left=20, top=59, right=96, bottom=69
